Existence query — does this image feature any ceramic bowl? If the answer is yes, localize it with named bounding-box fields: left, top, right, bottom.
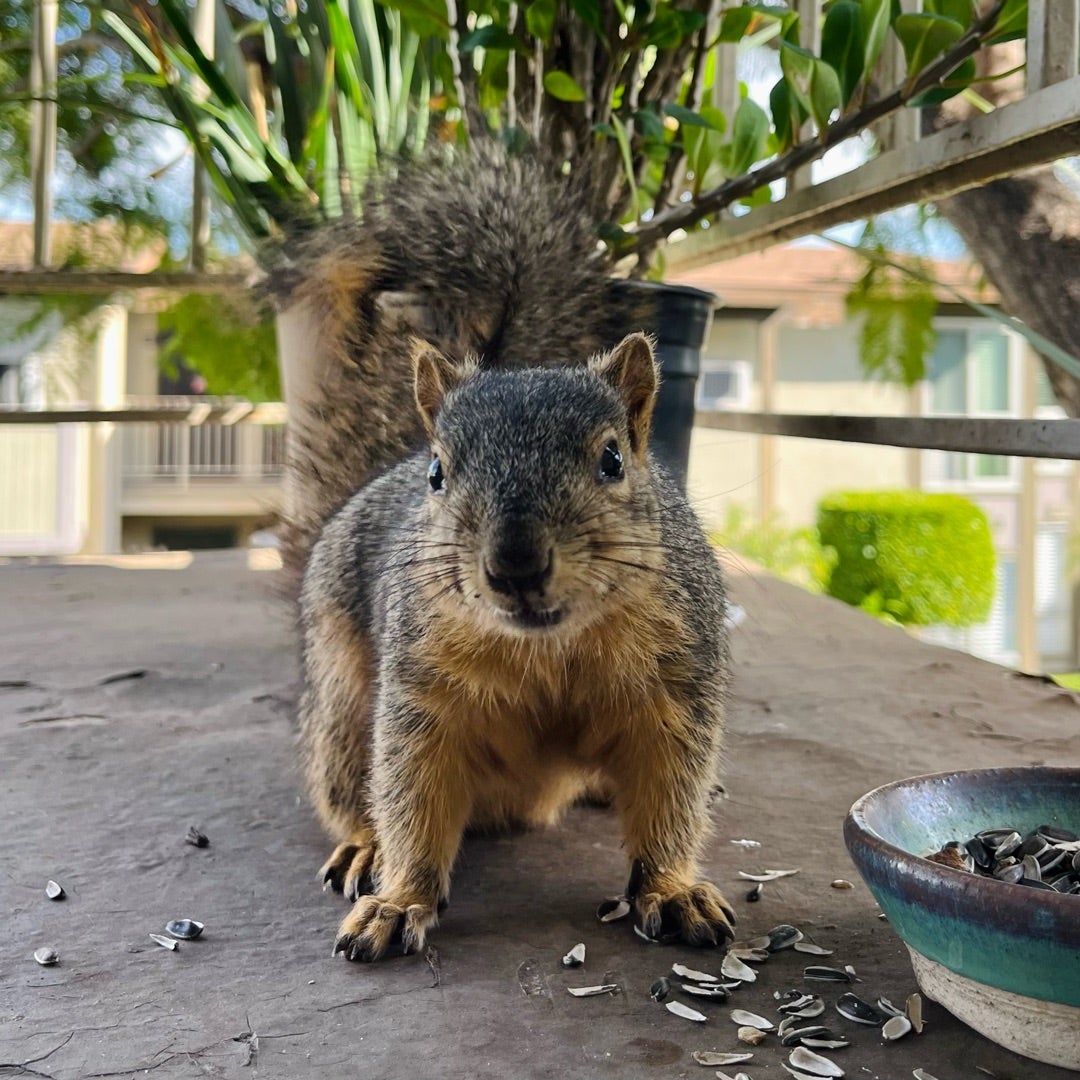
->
left=844, top=766, right=1080, bottom=1072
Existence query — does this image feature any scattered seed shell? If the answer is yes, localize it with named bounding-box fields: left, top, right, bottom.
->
left=882, top=1015, right=913, bottom=1041
left=830, top=879, right=855, bottom=890
left=728, top=947, right=770, bottom=963
left=561, top=942, right=586, bottom=968
left=780, top=1025, right=829, bottom=1047
left=681, top=983, right=729, bottom=1000
left=906, top=993, right=924, bottom=1033
left=567, top=983, right=618, bottom=997
left=730, top=1009, right=774, bottom=1030
left=149, top=933, right=179, bottom=951
left=165, top=919, right=204, bottom=941
left=649, top=977, right=671, bottom=1002
left=596, top=897, right=631, bottom=923
left=912, top=1070, right=941, bottom=1080
left=673, top=962, right=721, bottom=983
left=633, top=924, right=658, bottom=943
left=804, top=966, right=852, bottom=983
left=767, top=924, right=804, bottom=950
left=738, top=1026, right=767, bottom=1046
left=784, top=1068, right=831, bottom=1080
left=789, top=1046, right=845, bottom=1077
left=691, top=1051, right=753, bottom=1066
left=780, top=996, right=825, bottom=1018
left=739, top=868, right=801, bottom=882
left=736, top=935, right=773, bottom=951
left=835, top=993, right=885, bottom=1026
left=44, top=879, right=65, bottom=901
left=722, top=953, right=757, bottom=982
left=185, top=826, right=209, bottom=848
left=745, top=882, right=764, bottom=902
left=802, top=1038, right=852, bottom=1050
left=666, top=1000, right=707, bottom=1022
left=33, top=947, right=58, bottom=966
left=794, top=942, right=833, bottom=956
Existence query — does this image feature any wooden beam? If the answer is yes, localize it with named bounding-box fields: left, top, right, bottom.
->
left=0, top=270, right=252, bottom=294
left=667, top=76, right=1080, bottom=268
left=0, top=404, right=286, bottom=425
left=1027, top=0, right=1080, bottom=93
left=695, top=410, right=1080, bottom=460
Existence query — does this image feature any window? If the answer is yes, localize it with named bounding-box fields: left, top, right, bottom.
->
left=697, top=360, right=751, bottom=410
left=925, top=325, right=1017, bottom=485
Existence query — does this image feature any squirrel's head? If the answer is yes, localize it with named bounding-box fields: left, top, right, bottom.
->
left=410, top=333, right=664, bottom=639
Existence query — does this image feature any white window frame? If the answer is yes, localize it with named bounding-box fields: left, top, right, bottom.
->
left=696, top=359, right=752, bottom=411
left=921, top=318, right=1023, bottom=492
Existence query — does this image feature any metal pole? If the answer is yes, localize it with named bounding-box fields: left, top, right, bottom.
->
left=30, top=0, right=58, bottom=268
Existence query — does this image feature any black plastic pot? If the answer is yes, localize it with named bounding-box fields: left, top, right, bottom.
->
left=611, top=280, right=719, bottom=488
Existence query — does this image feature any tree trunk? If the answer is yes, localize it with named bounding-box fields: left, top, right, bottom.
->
left=938, top=170, right=1080, bottom=418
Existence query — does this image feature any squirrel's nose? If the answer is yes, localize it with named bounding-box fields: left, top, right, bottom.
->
left=484, top=541, right=554, bottom=597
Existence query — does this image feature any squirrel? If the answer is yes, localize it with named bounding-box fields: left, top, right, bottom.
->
left=288, top=149, right=735, bottom=962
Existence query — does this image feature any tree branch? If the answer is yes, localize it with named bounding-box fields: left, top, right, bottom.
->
left=623, top=0, right=1007, bottom=260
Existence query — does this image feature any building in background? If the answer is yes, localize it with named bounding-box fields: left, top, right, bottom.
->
left=674, top=243, right=1076, bottom=673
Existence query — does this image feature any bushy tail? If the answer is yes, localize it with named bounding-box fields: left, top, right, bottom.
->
left=274, top=146, right=640, bottom=577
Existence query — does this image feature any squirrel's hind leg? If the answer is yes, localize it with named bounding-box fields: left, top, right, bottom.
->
left=299, top=604, right=380, bottom=900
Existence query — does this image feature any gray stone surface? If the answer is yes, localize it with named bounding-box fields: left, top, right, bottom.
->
left=2, top=550, right=1078, bottom=1079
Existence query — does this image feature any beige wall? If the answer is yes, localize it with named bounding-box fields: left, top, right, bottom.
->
left=688, top=318, right=912, bottom=529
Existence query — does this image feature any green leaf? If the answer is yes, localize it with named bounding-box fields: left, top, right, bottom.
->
left=779, top=41, right=841, bottom=133
left=908, top=55, right=976, bottom=106
left=726, top=95, right=771, bottom=175
left=739, top=183, right=774, bottom=208
left=717, top=6, right=755, bottom=42
left=924, top=0, right=975, bottom=28
left=634, top=107, right=667, bottom=142
left=986, top=0, right=1027, bottom=44
left=543, top=71, right=587, bottom=102
left=820, top=1, right=866, bottom=106
left=663, top=103, right=713, bottom=129
left=893, top=13, right=965, bottom=79
left=458, top=25, right=527, bottom=53
left=768, top=77, right=804, bottom=151
left=525, top=0, right=558, bottom=43
left=859, top=0, right=892, bottom=76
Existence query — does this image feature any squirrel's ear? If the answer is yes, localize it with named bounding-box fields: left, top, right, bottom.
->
left=412, top=340, right=475, bottom=436
left=590, top=333, right=659, bottom=455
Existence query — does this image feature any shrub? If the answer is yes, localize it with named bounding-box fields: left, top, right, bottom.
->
left=817, top=491, right=995, bottom=627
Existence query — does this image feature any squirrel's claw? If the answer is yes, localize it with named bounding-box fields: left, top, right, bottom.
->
left=635, top=882, right=736, bottom=949
left=319, top=838, right=377, bottom=900
left=333, top=896, right=438, bottom=962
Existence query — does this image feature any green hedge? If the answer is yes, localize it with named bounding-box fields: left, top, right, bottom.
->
left=817, top=491, right=995, bottom=628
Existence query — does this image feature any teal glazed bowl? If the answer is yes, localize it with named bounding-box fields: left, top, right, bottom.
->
left=845, top=767, right=1080, bottom=1071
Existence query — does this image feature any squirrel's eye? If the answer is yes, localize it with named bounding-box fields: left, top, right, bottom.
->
left=428, top=455, right=445, bottom=493
left=598, top=439, right=623, bottom=482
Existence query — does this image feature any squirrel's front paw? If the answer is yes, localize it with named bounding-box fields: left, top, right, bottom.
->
left=332, top=895, right=438, bottom=962
left=635, top=881, right=736, bottom=948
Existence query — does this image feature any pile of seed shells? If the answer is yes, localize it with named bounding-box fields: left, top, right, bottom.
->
left=927, top=823, right=1080, bottom=894
left=568, top=908, right=929, bottom=1080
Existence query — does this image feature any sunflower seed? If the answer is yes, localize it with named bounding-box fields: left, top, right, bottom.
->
left=666, top=1000, right=707, bottom=1022
left=830, top=879, right=854, bottom=890
left=745, top=882, right=764, bottom=902
left=738, top=1026, right=767, bottom=1045
left=722, top=953, right=757, bottom=982
left=835, top=993, right=885, bottom=1026
left=692, top=1051, right=753, bottom=1066
left=780, top=1025, right=829, bottom=1047
left=149, top=933, right=179, bottom=951
left=165, top=919, right=204, bottom=941
left=596, top=897, right=631, bottom=922
left=562, top=942, right=586, bottom=968
left=803, top=966, right=852, bottom=983
left=33, top=947, right=58, bottom=966
left=789, top=1046, right=845, bottom=1077
left=567, top=984, right=618, bottom=997
left=649, top=977, right=671, bottom=1002
left=729, top=1009, right=774, bottom=1030
left=673, top=962, right=721, bottom=983
left=44, top=880, right=65, bottom=901
left=882, top=1015, right=913, bottom=1041
left=794, top=942, right=834, bottom=956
